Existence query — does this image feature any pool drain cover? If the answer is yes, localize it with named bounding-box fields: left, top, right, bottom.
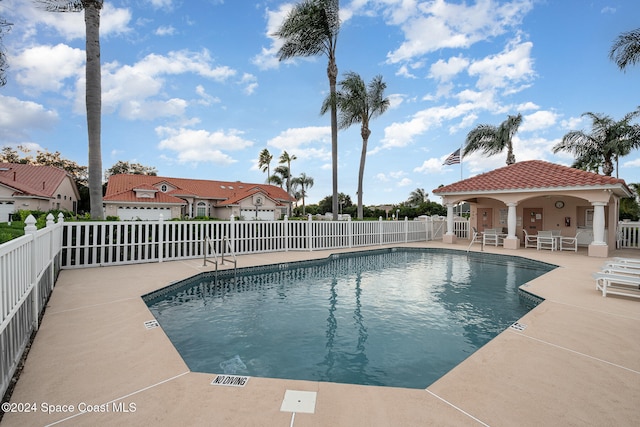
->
left=510, top=322, right=527, bottom=331
left=280, top=390, right=317, bottom=414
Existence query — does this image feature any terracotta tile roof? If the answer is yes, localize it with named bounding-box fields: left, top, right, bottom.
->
left=0, top=162, right=71, bottom=198
left=104, top=174, right=295, bottom=204
left=433, top=160, right=630, bottom=194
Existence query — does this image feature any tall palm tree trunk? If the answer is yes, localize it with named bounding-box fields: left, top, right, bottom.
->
left=328, top=58, right=338, bottom=220
left=357, top=128, right=370, bottom=219
left=85, top=2, right=103, bottom=219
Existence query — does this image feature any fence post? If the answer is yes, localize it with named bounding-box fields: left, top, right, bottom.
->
left=379, top=216, right=383, bottom=246
left=348, top=216, right=353, bottom=248
left=284, top=215, right=289, bottom=252
left=158, top=214, right=164, bottom=263
left=46, top=213, right=55, bottom=289
left=307, top=214, right=313, bottom=251
left=229, top=215, right=236, bottom=253
left=25, top=215, right=39, bottom=331
left=404, top=216, right=409, bottom=243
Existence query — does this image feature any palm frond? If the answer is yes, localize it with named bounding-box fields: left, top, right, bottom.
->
left=609, top=28, right=640, bottom=71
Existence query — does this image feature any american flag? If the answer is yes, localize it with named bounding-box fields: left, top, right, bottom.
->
left=443, top=148, right=461, bottom=165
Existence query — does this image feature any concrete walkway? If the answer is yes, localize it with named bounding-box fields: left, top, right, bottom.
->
left=2, top=242, right=639, bottom=426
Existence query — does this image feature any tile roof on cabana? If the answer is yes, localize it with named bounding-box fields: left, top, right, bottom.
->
left=433, top=160, right=631, bottom=195
left=104, top=174, right=295, bottom=205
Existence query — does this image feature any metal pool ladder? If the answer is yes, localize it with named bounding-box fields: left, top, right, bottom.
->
left=203, top=236, right=237, bottom=275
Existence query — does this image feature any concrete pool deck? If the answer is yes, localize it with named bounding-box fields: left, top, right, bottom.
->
left=2, top=241, right=639, bottom=426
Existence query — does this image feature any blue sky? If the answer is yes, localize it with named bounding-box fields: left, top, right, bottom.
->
left=1, top=0, right=639, bottom=206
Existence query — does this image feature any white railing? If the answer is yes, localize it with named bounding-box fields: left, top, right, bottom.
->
left=0, top=213, right=64, bottom=399
left=617, top=221, right=640, bottom=248
left=59, top=216, right=448, bottom=268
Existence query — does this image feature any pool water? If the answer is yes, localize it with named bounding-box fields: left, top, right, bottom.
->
left=144, top=249, right=555, bottom=389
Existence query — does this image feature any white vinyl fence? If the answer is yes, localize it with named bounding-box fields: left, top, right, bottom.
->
left=1, top=214, right=63, bottom=399
left=59, top=216, right=447, bottom=268
left=617, top=221, right=640, bottom=249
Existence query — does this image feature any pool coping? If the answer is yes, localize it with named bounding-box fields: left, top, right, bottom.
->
left=2, top=241, right=640, bottom=426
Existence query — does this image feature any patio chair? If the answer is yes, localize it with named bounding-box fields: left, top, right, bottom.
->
left=537, top=230, right=556, bottom=251
left=482, top=228, right=500, bottom=246
left=560, top=231, right=582, bottom=252
left=522, top=229, right=537, bottom=249
left=592, top=272, right=640, bottom=298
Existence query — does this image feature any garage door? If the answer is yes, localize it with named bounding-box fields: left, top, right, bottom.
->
left=117, top=207, right=172, bottom=221
left=0, top=201, right=15, bottom=223
left=240, top=209, right=274, bottom=221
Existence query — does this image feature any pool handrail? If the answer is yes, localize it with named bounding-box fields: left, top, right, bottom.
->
left=203, top=236, right=237, bottom=275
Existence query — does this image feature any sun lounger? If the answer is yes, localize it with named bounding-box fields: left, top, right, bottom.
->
left=592, top=272, right=640, bottom=298
left=611, top=257, right=640, bottom=265
left=601, top=262, right=640, bottom=274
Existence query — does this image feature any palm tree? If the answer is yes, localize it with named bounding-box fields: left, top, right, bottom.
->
left=291, top=172, right=314, bottom=215
left=407, top=188, right=428, bottom=207
left=258, top=148, right=273, bottom=182
left=609, top=28, right=640, bottom=71
left=552, top=109, right=640, bottom=177
left=463, top=113, right=523, bottom=165
left=321, top=72, right=389, bottom=219
left=39, top=0, right=104, bottom=219
left=269, top=165, right=289, bottom=188
left=274, top=0, right=340, bottom=220
left=0, top=9, right=12, bottom=87
left=279, top=151, right=297, bottom=215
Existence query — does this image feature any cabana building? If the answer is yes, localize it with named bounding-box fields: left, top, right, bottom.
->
left=433, top=160, right=633, bottom=257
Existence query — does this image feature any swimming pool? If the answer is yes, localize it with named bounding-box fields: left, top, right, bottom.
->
left=144, top=248, right=555, bottom=389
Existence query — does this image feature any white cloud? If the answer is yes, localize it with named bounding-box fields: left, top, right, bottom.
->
left=239, top=73, right=258, bottom=95
left=155, top=25, right=176, bottom=36
left=155, top=127, right=254, bottom=165
left=468, top=39, right=535, bottom=92
left=92, top=49, right=235, bottom=118
left=251, top=4, right=293, bottom=70
left=373, top=103, right=476, bottom=154
left=267, top=126, right=331, bottom=160
left=398, top=177, right=413, bottom=187
left=0, top=95, right=59, bottom=142
left=24, top=2, right=132, bottom=41
left=429, top=55, right=470, bottom=81
left=520, top=110, right=558, bottom=132
left=386, top=0, right=533, bottom=64
left=12, top=44, right=85, bottom=94
left=413, top=157, right=449, bottom=174
left=147, top=0, right=174, bottom=9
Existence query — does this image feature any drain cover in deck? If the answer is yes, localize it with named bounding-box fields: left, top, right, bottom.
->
left=280, top=390, right=317, bottom=414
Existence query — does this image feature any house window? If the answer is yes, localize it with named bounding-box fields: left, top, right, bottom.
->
left=160, top=184, right=168, bottom=192
left=197, top=202, right=207, bottom=217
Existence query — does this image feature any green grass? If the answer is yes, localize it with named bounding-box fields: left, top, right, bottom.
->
left=0, top=221, right=26, bottom=244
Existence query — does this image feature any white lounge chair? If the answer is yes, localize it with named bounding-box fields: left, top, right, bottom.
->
left=592, top=272, right=640, bottom=298
left=612, top=257, right=640, bottom=265
left=523, top=229, right=537, bottom=248
left=560, top=231, right=582, bottom=252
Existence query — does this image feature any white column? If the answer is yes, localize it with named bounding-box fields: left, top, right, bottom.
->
left=506, top=203, right=517, bottom=239
left=446, top=203, right=455, bottom=235
left=592, top=202, right=606, bottom=245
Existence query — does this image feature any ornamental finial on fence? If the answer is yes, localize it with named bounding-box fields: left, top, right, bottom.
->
left=24, top=214, right=37, bottom=233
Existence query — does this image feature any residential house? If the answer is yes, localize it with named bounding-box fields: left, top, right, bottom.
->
left=433, top=160, right=633, bottom=257
left=103, top=174, right=296, bottom=220
left=0, top=162, right=80, bottom=221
